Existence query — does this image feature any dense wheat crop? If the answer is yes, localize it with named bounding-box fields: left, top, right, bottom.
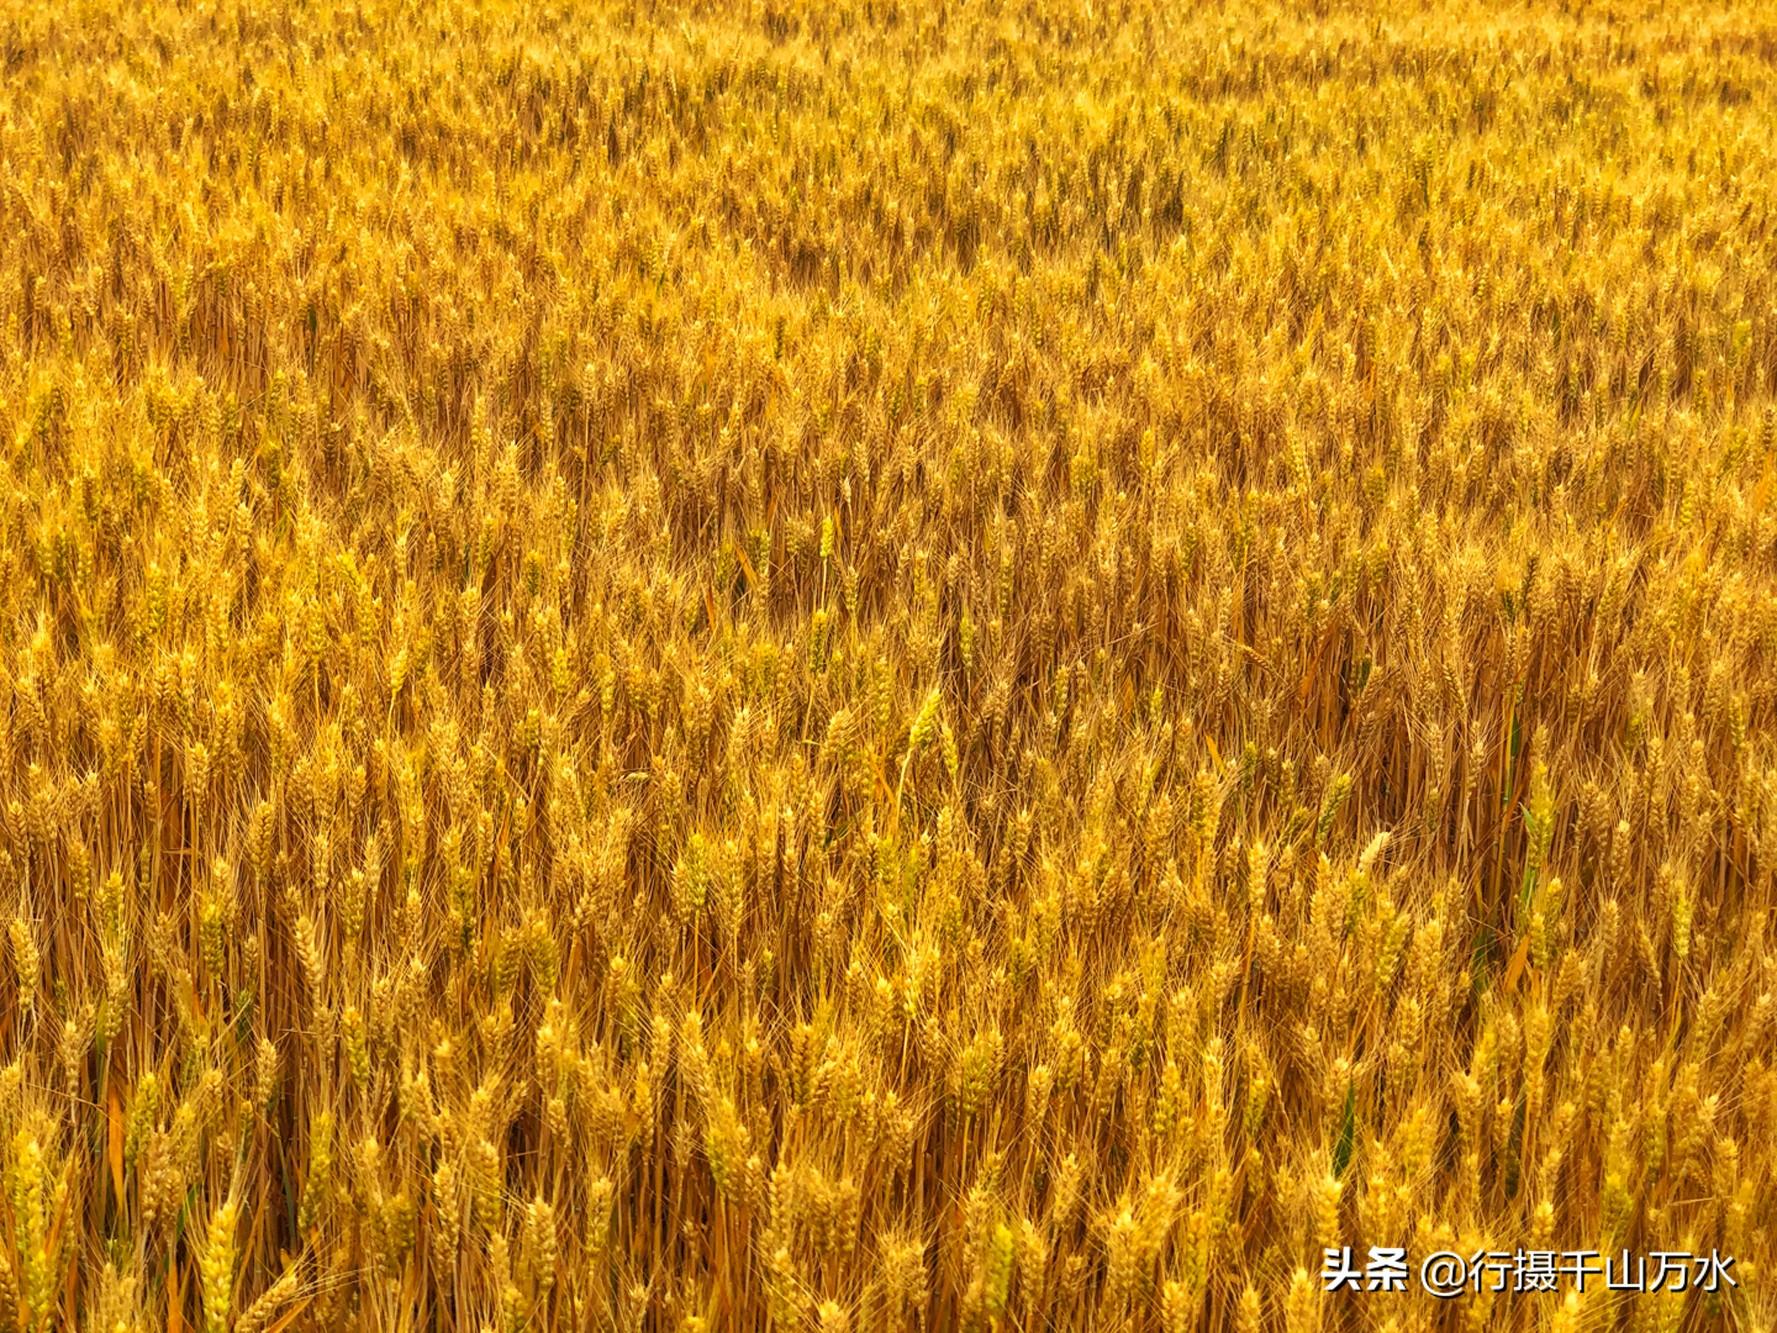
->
left=0, top=0, right=1775, bottom=1327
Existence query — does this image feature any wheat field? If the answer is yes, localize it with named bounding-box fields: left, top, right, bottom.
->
left=0, top=0, right=1773, bottom=1328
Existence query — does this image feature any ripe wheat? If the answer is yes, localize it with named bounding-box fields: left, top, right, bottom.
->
left=0, top=0, right=1773, bottom=1328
